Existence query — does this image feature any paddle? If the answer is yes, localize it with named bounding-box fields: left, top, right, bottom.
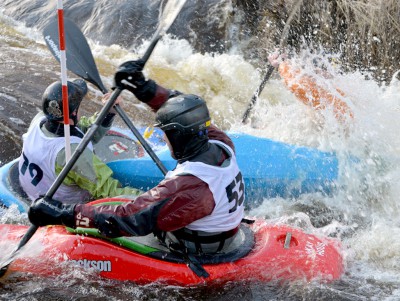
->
left=43, top=17, right=168, bottom=175
left=241, top=0, right=303, bottom=124
left=43, top=19, right=107, bottom=93
left=0, top=0, right=186, bottom=277
left=241, top=65, right=274, bottom=123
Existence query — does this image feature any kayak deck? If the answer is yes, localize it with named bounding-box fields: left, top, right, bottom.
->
left=68, top=224, right=255, bottom=265
left=0, top=220, right=343, bottom=286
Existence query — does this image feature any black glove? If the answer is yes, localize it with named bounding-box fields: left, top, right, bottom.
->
left=113, top=59, right=157, bottom=102
left=28, top=196, right=76, bottom=228
left=95, top=215, right=123, bottom=238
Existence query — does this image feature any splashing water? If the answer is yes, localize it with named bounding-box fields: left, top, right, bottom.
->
left=1, top=10, right=400, bottom=300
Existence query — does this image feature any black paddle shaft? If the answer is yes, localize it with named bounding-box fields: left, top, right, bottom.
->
left=113, top=106, right=168, bottom=175
left=43, top=18, right=168, bottom=175
left=242, top=65, right=274, bottom=123
left=241, top=0, right=303, bottom=124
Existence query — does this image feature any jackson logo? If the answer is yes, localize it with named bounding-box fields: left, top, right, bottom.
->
left=70, top=259, right=112, bottom=272
left=44, top=35, right=61, bottom=60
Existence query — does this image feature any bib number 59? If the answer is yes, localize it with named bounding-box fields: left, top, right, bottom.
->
left=20, top=152, right=43, bottom=186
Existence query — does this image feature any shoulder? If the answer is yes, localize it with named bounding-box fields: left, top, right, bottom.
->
left=29, top=112, right=46, bottom=129
left=207, top=125, right=235, bottom=152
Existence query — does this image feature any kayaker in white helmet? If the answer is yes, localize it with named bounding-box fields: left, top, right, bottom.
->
left=28, top=60, right=245, bottom=255
left=18, top=79, right=142, bottom=204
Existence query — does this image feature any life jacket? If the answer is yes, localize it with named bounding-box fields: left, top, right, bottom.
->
left=161, top=140, right=245, bottom=254
left=18, top=116, right=93, bottom=203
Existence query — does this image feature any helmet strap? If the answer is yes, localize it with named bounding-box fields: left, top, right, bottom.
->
left=70, top=110, right=79, bottom=125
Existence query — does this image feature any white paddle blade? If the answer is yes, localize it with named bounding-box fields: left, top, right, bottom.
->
left=157, top=0, right=187, bottom=35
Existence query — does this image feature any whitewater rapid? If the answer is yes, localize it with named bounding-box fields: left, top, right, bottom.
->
left=1, top=9, right=400, bottom=301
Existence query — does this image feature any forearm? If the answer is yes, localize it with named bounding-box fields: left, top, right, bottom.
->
left=278, top=61, right=353, bottom=119
left=75, top=197, right=169, bottom=236
left=73, top=176, right=215, bottom=236
left=278, top=62, right=319, bottom=106
left=142, top=84, right=174, bottom=112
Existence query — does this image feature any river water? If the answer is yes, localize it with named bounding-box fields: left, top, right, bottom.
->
left=1, top=1, right=400, bottom=300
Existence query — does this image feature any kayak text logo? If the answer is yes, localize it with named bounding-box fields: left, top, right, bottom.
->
left=44, top=35, right=61, bottom=60
left=70, top=259, right=112, bottom=272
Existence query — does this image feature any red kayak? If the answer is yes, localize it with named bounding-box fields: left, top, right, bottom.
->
left=0, top=202, right=343, bottom=286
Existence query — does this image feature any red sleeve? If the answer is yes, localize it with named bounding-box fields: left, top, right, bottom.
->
left=146, top=85, right=171, bottom=112
left=278, top=61, right=353, bottom=120
left=74, top=175, right=215, bottom=234
left=155, top=176, right=215, bottom=231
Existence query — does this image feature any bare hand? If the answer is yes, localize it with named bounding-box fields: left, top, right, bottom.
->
left=268, top=50, right=287, bottom=68
left=102, top=92, right=123, bottom=114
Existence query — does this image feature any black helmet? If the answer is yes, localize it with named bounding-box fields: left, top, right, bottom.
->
left=42, top=79, right=88, bottom=122
left=155, top=94, right=211, bottom=133
left=155, top=94, right=211, bottom=161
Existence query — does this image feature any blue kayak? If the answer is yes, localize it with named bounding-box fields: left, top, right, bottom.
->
left=0, top=130, right=338, bottom=212
left=109, top=131, right=338, bottom=203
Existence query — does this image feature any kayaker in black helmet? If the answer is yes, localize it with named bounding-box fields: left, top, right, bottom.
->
left=28, top=60, right=245, bottom=255
left=19, top=79, right=142, bottom=204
